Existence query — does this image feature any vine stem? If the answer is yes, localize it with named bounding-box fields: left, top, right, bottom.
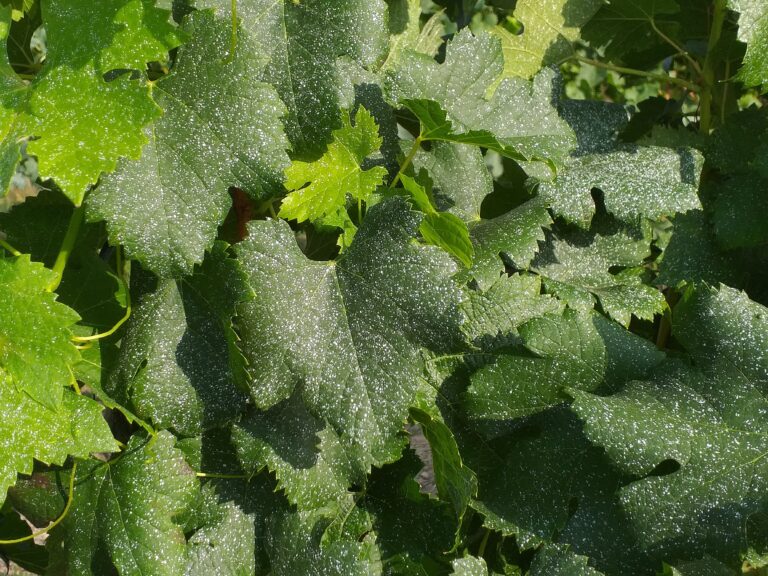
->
left=48, top=204, right=85, bottom=292
left=72, top=249, right=131, bottom=343
left=390, top=136, right=423, bottom=188
left=649, top=17, right=703, bottom=77
left=195, top=472, right=250, bottom=480
left=570, top=56, right=700, bottom=91
left=477, top=529, right=490, bottom=558
left=699, top=0, right=727, bottom=134
left=0, top=237, right=21, bottom=256
left=0, top=463, right=78, bottom=545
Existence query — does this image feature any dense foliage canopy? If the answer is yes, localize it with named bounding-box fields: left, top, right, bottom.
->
left=0, top=0, right=767, bottom=574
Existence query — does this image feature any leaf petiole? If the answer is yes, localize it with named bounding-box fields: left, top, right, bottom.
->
left=390, top=136, right=423, bottom=188
left=0, top=237, right=20, bottom=257
left=48, top=204, right=85, bottom=292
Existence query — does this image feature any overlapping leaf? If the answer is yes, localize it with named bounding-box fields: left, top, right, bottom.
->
left=236, top=198, right=465, bottom=476
left=87, top=10, right=290, bottom=277
left=46, top=432, right=198, bottom=575
left=386, top=30, right=577, bottom=167
left=730, top=0, right=768, bottom=89
left=0, top=370, right=117, bottom=508
left=105, top=242, right=252, bottom=436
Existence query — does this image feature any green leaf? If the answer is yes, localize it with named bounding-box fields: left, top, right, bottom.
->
left=730, top=0, right=768, bottom=89
left=232, top=393, right=366, bottom=509
left=47, top=432, right=198, bottom=576
left=43, top=0, right=185, bottom=71
left=280, top=107, right=387, bottom=225
left=581, top=0, right=681, bottom=61
left=662, top=556, right=736, bottom=576
left=386, top=30, right=576, bottom=167
left=468, top=197, right=552, bottom=291
left=0, top=5, right=26, bottom=199
left=236, top=198, right=465, bottom=472
left=493, top=0, right=603, bottom=79
left=186, top=500, right=256, bottom=576
left=532, top=227, right=666, bottom=326
left=710, top=174, right=768, bottom=249
left=0, top=370, right=117, bottom=507
left=202, top=0, right=389, bottom=155
left=88, top=10, right=290, bottom=277
left=106, top=242, right=252, bottom=436
left=266, top=504, right=382, bottom=576
left=528, top=544, right=604, bottom=576
left=657, top=211, right=747, bottom=288
left=537, top=100, right=703, bottom=228
left=451, top=556, right=489, bottom=575
left=400, top=174, right=474, bottom=267
left=466, top=309, right=663, bottom=421
left=362, top=448, right=457, bottom=573
left=0, top=255, right=81, bottom=407
left=461, top=273, right=564, bottom=347
left=410, top=140, right=492, bottom=223
left=410, top=408, right=478, bottom=528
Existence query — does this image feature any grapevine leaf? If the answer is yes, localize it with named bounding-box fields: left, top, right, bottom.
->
left=581, top=0, right=681, bottom=60
left=467, top=196, right=551, bottom=291
left=362, top=448, right=457, bottom=572
left=186, top=501, right=256, bottom=576
left=43, top=0, right=186, bottom=72
left=236, top=198, right=465, bottom=472
left=0, top=255, right=80, bottom=407
left=0, top=371, right=117, bottom=508
left=0, top=5, right=26, bottom=199
left=662, top=556, right=736, bottom=576
left=232, top=394, right=366, bottom=509
left=280, top=107, right=387, bottom=224
left=657, top=211, right=747, bottom=288
left=24, top=65, right=160, bottom=205
left=461, top=273, right=564, bottom=347
left=409, top=408, right=477, bottom=528
left=266, top=505, right=381, bottom=576
left=568, top=285, right=768, bottom=564
left=46, top=432, right=197, bottom=576
left=466, top=309, right=663, bottom=421
left=410, top=141, right=492, bottom=223
left=451, top=556, right=489, bottom=575
left=729, top=0, right=768, bottom=89
left=400, top=174, right=474, bottom=268
left=493, top=0, right=604, bottom=79
left=202, top=0, right=389, bottom=156
left=469, top=409, right=651, bottom=573
left=380, top=0, right=443, bottom=73
left=528, top=544, right=604, bottom=576
left=537, top=100, right=703, bottom=228
left=88, top=10, right=290, bottom=277
left=386, top=30, right=576, bottom=167
left=106, top=242, right=252, bottom=437
left=532, top=227, right=666, bottom=326
left=706, top=107, right=768, bottom=175
left=710, top=174, right=768, bottom=249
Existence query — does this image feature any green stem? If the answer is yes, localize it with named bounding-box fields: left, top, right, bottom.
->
left=0, top=462, right=78, bottom=545
left=72, top=251, right=131, bottom=342
left=390, top=136, right=423, bottom=188
left=0, top=237, right=21, bottom=256
left=195, top=472, right=250, bottom=480
left=572, top=56, right=700, bottom=91
left=477, top=529, right=490, bottom=558
left=48, top=204, right=85, bottom=292
left=700, top=0, right=727, bottom=134
left=649, top=18, right=703, bottom=76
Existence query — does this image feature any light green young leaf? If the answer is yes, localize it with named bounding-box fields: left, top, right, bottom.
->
left=493, top=0, right=604, bottom=79
left=88, top=10, right=290, bottom=277
left=0, top=255, right=80, bottom=408
left=400, top=174, right=474, bottom=267
left=46, top=432, right=198, bottom=576
left=0, top=370, right=118, bottom=508
left=380, top=0, right=443, bottom=73
left=280, top=107, right=387, bottom=224
left=386, top=30, right=576, bottom=167
left=236, top=198, right=465, bottom=472
left=451, top=556, right=489, bottom=575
